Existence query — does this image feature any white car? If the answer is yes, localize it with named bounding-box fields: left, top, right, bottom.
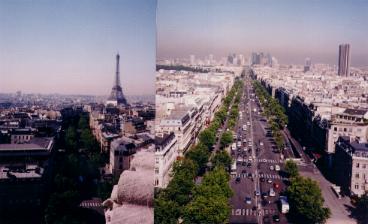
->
left=269, top=165, right=274, bottom=171
left=237, top=141, right=242, bottom=147
left=275, top=165, right=281, bottom=171
left=237, top=157, right=243, bottom=162
left=260, top=141, right=264, bottom=146
left=248, top=156, right=253, bottom=162
left=269, top=188, right=276, bottom=197
left=231, top=143, right=237, bottom=150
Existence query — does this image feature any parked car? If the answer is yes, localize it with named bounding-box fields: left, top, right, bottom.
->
left=273, top=215, right=280, bottom=222
left=269, top=188, right=276, bottom=197
left=235, top=177, right=241, bottom=183
left=275, top=165, right=281, bottom=171
left=255, top=190, right=261, bottom=196
left=245, top=197, right=252, bottom=205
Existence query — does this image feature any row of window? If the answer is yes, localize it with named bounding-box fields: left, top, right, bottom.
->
left=354, top=184, right=367, bottom=190
left=333, top=127, right=362, bottom=133
left=355, top=163, right=368, bottom=169
left=354, top=172, right=367, bottom=179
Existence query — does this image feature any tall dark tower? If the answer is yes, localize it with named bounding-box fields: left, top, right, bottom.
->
left=107, top=53, right=127, bottom=106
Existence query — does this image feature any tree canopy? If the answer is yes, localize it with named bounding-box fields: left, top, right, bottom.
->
left=286, top=176, right=330, bottom=224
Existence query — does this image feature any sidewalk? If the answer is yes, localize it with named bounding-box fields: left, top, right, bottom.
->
left=300, top=171, right=356, bottom=224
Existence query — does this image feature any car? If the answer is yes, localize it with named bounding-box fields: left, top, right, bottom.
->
left=261, top=192, right=268, bottom=199
left=275, top=165, right=281, bottom=171
left=237, top=141, right=242, bottom=147
left=260, top=141, right=264, bottom=146
left=267, top=179, right=273, bottom=184
left=269, top=165, right=274, bottom=171
left=248, top=156, right=253, bottom=162
left=237, top=157, right=243, bottom=162
left=273, top=183, right=280, bottom=189
left=242, top=161, right=247, bottom=166
left=241, top=169, right=247, bottom=174
left=243, top=139, right=247, bottom=143
left=269, top=188, right=276, bottom=197
left=243, top=147, right=248, bottom=152
left=247, top=173, right=253, bottom=179
left=260, top=177, right=265, bottom=182
left=255, top=190, right=261, bottom=196
left=235, top=177, right=241, bottom=183
left=247, top=163, right=252, bottom=168
left=273, top=215, right=280, bottom=222
left=245, top=197, right=252, bottom=204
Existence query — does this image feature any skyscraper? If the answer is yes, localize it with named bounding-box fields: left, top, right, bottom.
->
left=106, top=53, right=128, bottom=106
left=338, top=44, right=350, bottom=76
left=304, top=57, right=311, bottom=72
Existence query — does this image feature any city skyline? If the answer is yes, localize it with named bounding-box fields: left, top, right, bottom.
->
left=0, top=0, right=156, bottom=96
left=157, top=0, right=368, bottom=67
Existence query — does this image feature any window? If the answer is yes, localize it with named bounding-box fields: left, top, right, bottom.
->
left=334, top=127, right=337, bottom=131
left=355, top=173, right=360, bottom=178
left=363, top=164, right=366, bottom=169
left=355, top=184, right=359, bottom=189
left=155, top=168, right=159, bottom=174
left=357, top=163, right=360, bottom=168
left=344, top=128, right=347, bottom=132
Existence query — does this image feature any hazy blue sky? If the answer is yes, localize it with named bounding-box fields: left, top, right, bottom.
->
left=0, top=0, right=156, bottom=95
left=157, top=0, right=368, bottom=66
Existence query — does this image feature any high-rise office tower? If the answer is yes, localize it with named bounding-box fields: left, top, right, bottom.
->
left=338, top=44, right=350, bottom=76
left=107, top=53, right=128, bottom=106
left=304, top=57, right=311, bottom=72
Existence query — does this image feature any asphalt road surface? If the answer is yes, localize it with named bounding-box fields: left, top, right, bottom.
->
left=229, top=69, right=288, bottom=224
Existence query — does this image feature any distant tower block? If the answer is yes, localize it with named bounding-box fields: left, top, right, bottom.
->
left=106, top=53, right=128, bottom=106
left=338, top=44, right=350, bottom=76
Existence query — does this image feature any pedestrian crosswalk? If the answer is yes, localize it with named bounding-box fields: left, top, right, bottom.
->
left=257, top=158, right=283, bottom=164
left=231, top=208, right=276, bottom=216
left=232, top=173, right=288, bottom=180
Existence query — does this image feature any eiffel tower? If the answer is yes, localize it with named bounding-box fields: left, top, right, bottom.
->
left=107, top=53, right=127, bottom=106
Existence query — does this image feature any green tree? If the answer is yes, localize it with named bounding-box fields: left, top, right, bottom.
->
left=165, top=159, right=197, bottom=206
left=196, top=166, right=233, bottom=198
left=78, top=116, right=89, bottom=129
left=65, top=126, right=77, bottom=152
left=183, top=195, right=230, bottom=224
left=211, top=150, right=232, bottom=169
left=44, top=190, right=80, bottom=224
left=198, top=129, right=216, bottom=150
left=154, top=197, right=181, bottom=224
left=186, top=144, right=210, bottom=175
left=220, top=131, right=233, bottom=147
left=80, top=129, right=95, bottom=151
left=286, top=176, right=331, bottom=224
left=227, top=118, right=236, bottom=129
left=354, top=193, right=368, bottom=224
left=285, top=160, right=299, bottom=178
